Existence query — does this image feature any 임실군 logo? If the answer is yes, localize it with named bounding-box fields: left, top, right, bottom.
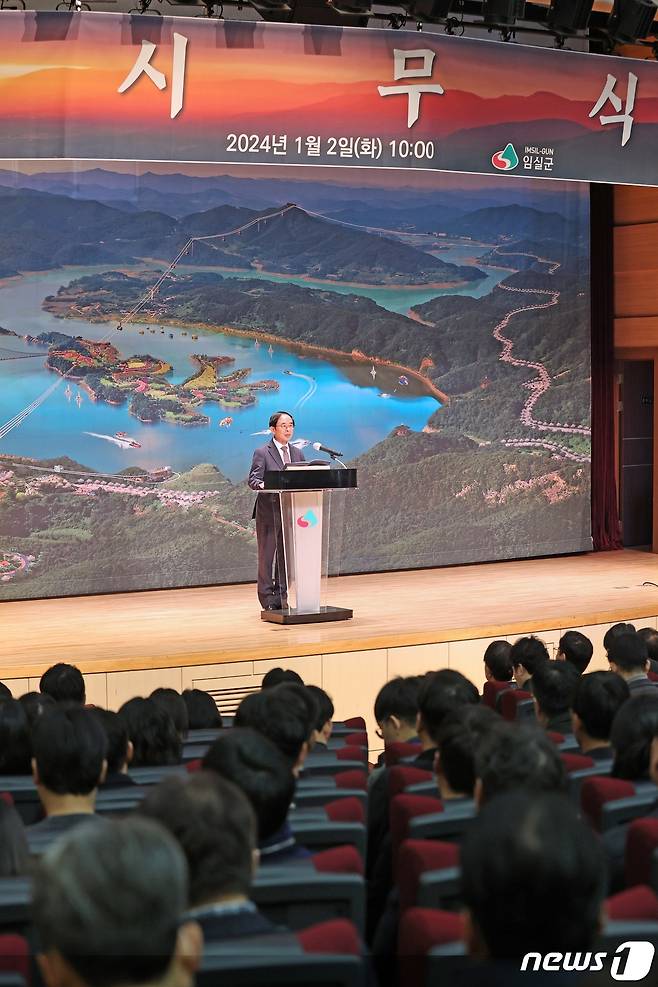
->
left=521, top=941, right=656, bottom=981
left=296, top=510, right=318, bottom=529
left=491, top=142, right=519, bottom=171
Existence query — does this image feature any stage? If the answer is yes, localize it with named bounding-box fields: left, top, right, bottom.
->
left=3, top=549, right=658, bottom=739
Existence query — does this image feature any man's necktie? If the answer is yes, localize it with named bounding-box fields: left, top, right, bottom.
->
left=282, top=445, right=291, bottom=465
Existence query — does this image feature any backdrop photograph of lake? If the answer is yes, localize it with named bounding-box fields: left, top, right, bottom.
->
left=0, top=162, right=592, bottom=599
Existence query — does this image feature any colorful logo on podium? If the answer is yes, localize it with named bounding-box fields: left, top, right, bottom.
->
left=491, top=142, right=519, bottom=171
left=297, top=510, right=318, bottom=528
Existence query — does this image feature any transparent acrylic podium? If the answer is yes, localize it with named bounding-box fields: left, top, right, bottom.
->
left=261, top=464, right=357, bottom=625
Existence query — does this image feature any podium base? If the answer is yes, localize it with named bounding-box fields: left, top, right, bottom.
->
left=261, top=605, right=353, bottom=625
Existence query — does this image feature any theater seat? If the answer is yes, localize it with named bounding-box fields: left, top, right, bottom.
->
left=388, top=766, right=434, bottom=800
left=581, top=777, right=657, bottom=831
left=398, top=907, right=464, bottom=987
left=606, top=885, right=658, bottom=921
left=0, top=934, right=30, bottom=986
left=0, top=881, right=31, bottom=937
left=482, top=680, right=512, bottom=709
left=294, top=787, right=367, bottom=812
left=499, top=689, right=532, bottom=722
left=313, top=846, right=364, bottom=876
left=324, top=798, right=364, bottom=826
left=342, top=717, right=366, bottom=731
left=199, top=933, right=363, bottom=987
left=560, top=752, right=595, bottom=773
left=342, top=732, right=368, bottom=748
left=384, top=741, right=422, bottom=767
left=291, top=815, right=366, bottom=861
left=409, top=800, right=476, bottom=845
left=252, top=859, right=365, bottom=933
left=625, top=818, right=658, bottom=890
left=127, top=765, right=187, bottom=785
left=335, top=770, right=367, bottom=792
left=396, top=840, right=460, bottom=913
left=0, top=778, right=41, bottom=826
left=390, top=794, right=444, bottom=866
left=297, top=917, right=361, bottom=955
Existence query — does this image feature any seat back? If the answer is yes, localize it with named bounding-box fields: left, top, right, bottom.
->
left=397, top=840, right=460, bottom=913
left=294, top=788, right=367, bottom=812
left=388, top=766, right=434, bottom=800
left=499, top=690, right=532, bottom=722
left=252, top=863, right=365, bottom=934
left=289, top=818, right=366, bottom=861
left=581, top=776, right=635, bottom=830
left=0, top=778, right=41, bottom=826
left=95, top=786, right=146, bottom=816
left=198, top=938, right=364, bottom=987
left=127, top=765, right=187, bottom=785
left=0, top=881, right=31, bottom=937
left=482, top=680, right=513, bottom=710
left=409, top=800, right=476, bottom=844
left=384, top=741, right=422, bottom=767
left=625, top=818, right=658, bottom=890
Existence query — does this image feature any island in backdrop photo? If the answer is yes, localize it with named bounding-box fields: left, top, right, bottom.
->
left=0, top=162, right=591, bottom=599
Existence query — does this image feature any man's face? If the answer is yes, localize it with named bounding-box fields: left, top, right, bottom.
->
left=271, top=414, right=294, bottom=444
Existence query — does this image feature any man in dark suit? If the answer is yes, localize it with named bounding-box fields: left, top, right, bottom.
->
left=248, top=411, right=305, bottom=610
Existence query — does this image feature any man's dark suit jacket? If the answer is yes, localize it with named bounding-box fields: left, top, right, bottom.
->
left=248, top=439, right=306, bottom=521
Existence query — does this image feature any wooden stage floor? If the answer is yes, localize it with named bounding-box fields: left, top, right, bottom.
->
left=3, top=549, right=658, bottom=680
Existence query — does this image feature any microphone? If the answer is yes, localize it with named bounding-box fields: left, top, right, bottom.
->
left=312, top=441, right=343, bottom=458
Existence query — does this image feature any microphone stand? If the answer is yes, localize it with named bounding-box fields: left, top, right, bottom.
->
left=330, top=453, right=348, bottom=470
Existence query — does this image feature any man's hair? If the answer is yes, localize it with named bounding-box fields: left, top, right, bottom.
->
left=19, top=692, right=55, bottom=727
left=476, top=723, right=567, bottom=803
left=202, top=727, right=295, bottom=841
left=373, top=676, right=423, bottom=728
left=261, top=668, right=304, bottom=689
left=0, top=699, right=32, bottom=774
left=558, top=631, right=594, bottom=674
left=139, top=772, right=256, bottom=906
left=181, top=690, right=223, bottom=730
left=509, top=636, right=550, bottom=676
left=39, top=663, right=85, bottom=704
left=305, top=685, right=334, bottom=732
left=531, top=660, right=580, bottom=719
left=89, top=709, right=130, bottom=775
left=483, top=641, right=513, bottom=682
left=604, top=622, right=637, bottom=654
left=435, top=705, right=499, bottom=796
left=118, top=698, right=181, bottom=768
left=150, top=689, right=189, bottom=738
left=417, top=670, right=479, bottom=744
left=608, top=633, right=649, bottom=673
left=461, top=792, right=605, bottom=958
left=0, top=682, right=11, bottom=701
left=572, top=672, right=630, bottom=742
left=610, top=693, right=658, bottom=780
left=638, top=627, right=658, bottom=661
left=32, top=707, right=107, bottom=796
left=235, top=685, right=313, bottom=764
left=269, top=411, right=295, bottom=428
left=33, top=817, right=187, bottom=987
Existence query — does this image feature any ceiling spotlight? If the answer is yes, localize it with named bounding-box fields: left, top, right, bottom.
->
left=608, top=0, right=658, bottom=43
left=482, top=0, right=525, bottom=27
left=547, top=0, right=595, bottom=34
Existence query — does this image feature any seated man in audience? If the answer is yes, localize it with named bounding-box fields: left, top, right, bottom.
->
left=29, top=706, right=107, bottom=844
left=182, top=689, right=222, bottom=730
left=306, top=685, right=334, bottom=748
left=235, top=683, right=317, bottom=774
left=0, top=698, right=33, bottom=774
left=608, top=632, right=658, bottom=693
left=118, top=697, right=182, bottom=766
left=33, top=816, right=201, bottom=987
left=373, top=675, right=423, bottom=757
left=202, top=727, right=309, bottom=864
left=571, top=671, right=629, bottom=759
left=509, top=636, right=550, bottom=693
left=556, top=630, right=593, bottom=675
left=433, top=705, right=499, bottom=803
left=461, top=792, right=605, bottom=977
left=261, top=667, right=304, bottom=689
left=475, top=722, right=567, bottom=805
left=140, top=771, right=284, bottom=940
left=603, top=621, right=636, bottom=657
left=482, top=640, right=514, bottom=687
left=530, top=660, right=580, bottom=735
left=150, top=688, right=189, bottom=741
left=637, top=626, right=658, bottom=674
left=39, top=663, right=86, bottom=705
left=89, top=708, right=135, bottom=787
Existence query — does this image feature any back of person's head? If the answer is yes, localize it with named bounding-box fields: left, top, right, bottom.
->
left=610, top=693, right=658, bottom=780
left=374, top=676, right=423, bottom=729
left=234, top=685, right=313, bottom=765
left=417, top=670, right=479, bottom=744
left=435, top=705, right=499, bottom=797
left=19, top=691, right=55, bottom=727
left=531, top=660, right=580, bottom=720
left=181, top=690, right=222, bottom=730
left=89, top=709, right=131, bottom=775
left=638, top=626, right=658, bottom=661
left=461, top=792, right=605, bottom=959
left=483, top=641, right=513, bottom=682
left=0, top=801, right=28, bottom=877
left=150, top=689, right=189, bottom=739
left=32, top=706, right=107, bottom=796
left=608, top=633, right=649, bottom=674
left=39, top=663, right=86, bottom=705
left=33, top=816, right=199, bottom=987
left=510, top=636, right=550, bottom=677
left=0, top=698, right=32, bottom=774
left=0, top=682, right=11, bottom=701
left=476, top=723, right=566, bottom=804
left=139, top=771, right=256, bottom=907
left=202, top=727, right=295, bottom=841
left=118, top=698, right=181, bottom=768
left=305, top=685, right=334, bottom=734
left=261, top=667, right=304, bottom=689
left=572, top=671, right=630, bottom=742
left=558, top=630, right=594, bottom=674
left=604, top=622, right=637, bottom=654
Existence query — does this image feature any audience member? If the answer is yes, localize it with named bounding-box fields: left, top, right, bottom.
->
left=571, top=671, right=629, bottom=759
left=19, top=691, right=55, bottom=727
left=118, top=697, right=182, bottom=767
left=39, top=663, right=86, bottom=705
left=33, top=817, right=201, bottom=987
left=530, top=660, right=580, bottom=735
left=483, top=640, right=514, bottom=685
left=89, top=708, right=135, bottom=787
left=556, top=630, right=593, bottom=674
left=234, top=683, right=315, bottom=773
left=373, top=675, right=423, bottom=747
left=261, top=667, right=304, bottom=689
left=416, top=670, right=480, bottom=764
left=306, top=685, right=334, bottom=747
left=30, top=706, right=107, bottom=841
left=603, top=622, right=637, bottom=656
left=461, top=792, right=605, bottom=963
left=181, top=689, right=222, bottom=730
left=608, top=632, right=657, bottom=693
left=0, top=682, right=11, bottom=700
left=140, top=772, right=282, bottom=940
left=202, top=727, right=306, bottom=863
left=150, top=688, right=189, bottom=740
left=610, top=691, right=658, bottom=780
left=475, top=722, right=567, bottom=805
left=0, top=801, right=29, bottom=876
left=638, top=626, right=658, bottom=674
left=0, top=698, right=32, bottom=774
left=434, top=705, right=499, bottom=801
left=509, top=636, right=549, bottom=691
